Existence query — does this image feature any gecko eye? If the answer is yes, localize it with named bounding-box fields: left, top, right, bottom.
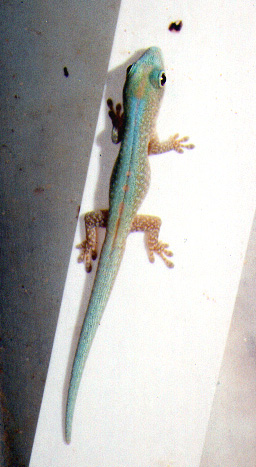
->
left=126, top=64, right=133, bottom=75
left=149, top=69, right=166, bottom=89
left=160, top=72, right=166, bottom=87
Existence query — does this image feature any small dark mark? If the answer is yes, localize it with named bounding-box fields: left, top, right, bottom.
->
left=76, top=205, right=80, bottom=219
left=34, top=29, right=42, bottom=36
left=169, top=20, right=183, bottom=32
left=11, top=129, right=14, bottom=133
left=63, top=66, right=69, bottom=77
left=14, top=94, right=20, bottom=99
left=34, top=187, right=45, bottom=194
left=27, top=27, right=42, bottom=36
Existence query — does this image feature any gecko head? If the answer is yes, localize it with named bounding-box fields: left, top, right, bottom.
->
left=123, top=47, right=166, bottom=103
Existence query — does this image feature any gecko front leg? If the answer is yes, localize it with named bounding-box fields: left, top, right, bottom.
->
left=148, top=131, right=195, bottom=155
left=107, top=99, right=194, bottom=155
left=107, top=98, right=124, bottom=144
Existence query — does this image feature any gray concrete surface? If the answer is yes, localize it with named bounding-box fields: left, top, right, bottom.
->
left=0, top=1, right=120, bottom=465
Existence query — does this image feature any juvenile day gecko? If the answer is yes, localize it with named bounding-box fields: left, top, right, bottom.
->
left=65, top=47, right=194, bottom=443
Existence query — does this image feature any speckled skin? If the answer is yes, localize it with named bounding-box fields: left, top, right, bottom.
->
left=65, top=47, right=193, bottom=443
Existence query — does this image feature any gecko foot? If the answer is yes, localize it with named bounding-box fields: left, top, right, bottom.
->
left=131, top=214, right=174, bottom=268
left=77, top=240, right=97, bottom=273
left=148, top=240, right=174, bottom=268
left=148, top=132, right=194, bottom=155
left=107, top=98, right=124, bottom=144
left=171, top=133, right=195, bottom=154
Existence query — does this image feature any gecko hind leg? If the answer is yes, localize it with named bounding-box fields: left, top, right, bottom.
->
left=131, top=214, right=174, bottom=268
left=77, top=209, right=108, bottom=272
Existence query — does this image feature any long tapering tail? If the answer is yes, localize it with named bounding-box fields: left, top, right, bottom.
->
left=65, top=240, right=123, bottom=443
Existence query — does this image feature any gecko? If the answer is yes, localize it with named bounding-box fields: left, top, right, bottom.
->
left=65, top=46, right=194, bottom=443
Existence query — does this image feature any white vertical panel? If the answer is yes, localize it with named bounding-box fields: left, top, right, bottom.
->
left=30, top=0, right=256, bottom=466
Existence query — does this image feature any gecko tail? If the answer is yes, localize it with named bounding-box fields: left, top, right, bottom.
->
left=65, top=417, right=72, bottom=445
left=65, top=242, right=124, bottom=443
left=65, top=285, right=110, bottom=444
left=65, top=316, right=95, bottom=444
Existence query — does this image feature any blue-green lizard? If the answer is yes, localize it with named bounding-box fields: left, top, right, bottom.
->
left=65, top=47, right=194, bottom=443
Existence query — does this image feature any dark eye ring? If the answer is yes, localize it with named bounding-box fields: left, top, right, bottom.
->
left=126, top=64, right=133, bottom=75
left=160, top=72, right=166, bottom=87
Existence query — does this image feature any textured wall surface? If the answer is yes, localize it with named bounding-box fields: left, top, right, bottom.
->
left=0, top=1, right=120, bottom=465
